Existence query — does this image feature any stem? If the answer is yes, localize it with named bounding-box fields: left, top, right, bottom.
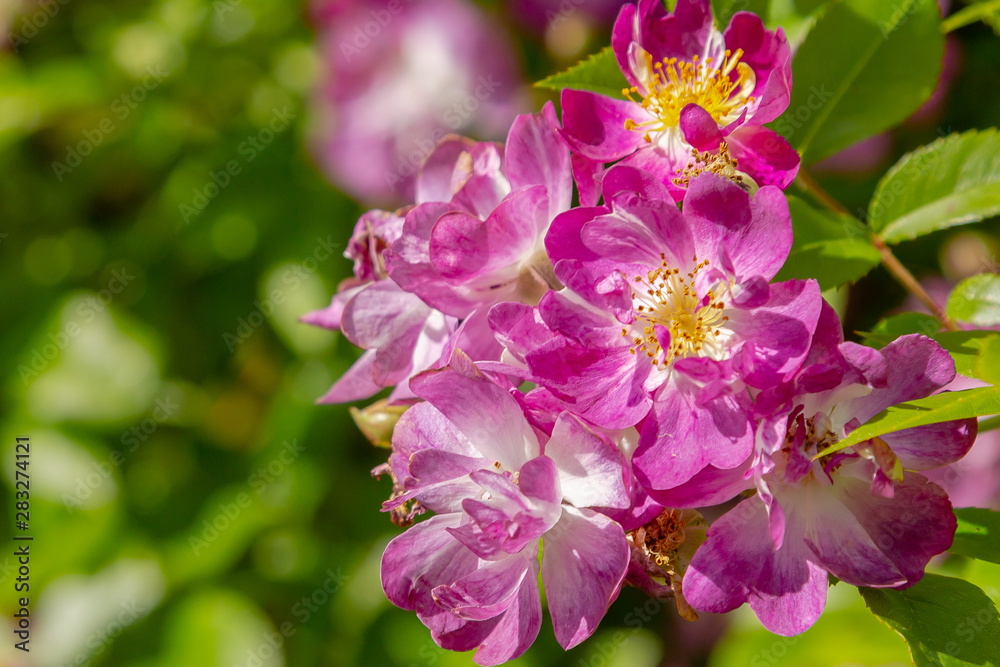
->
left=794, top=171, right=960, bottom=332
left=794, top=170, right=850, bottom=215
left=978, top=414, right=1000, bottom=433
left=870, top=234, right=959, bottom=331
left=942, top=0, right=1000, bottom=33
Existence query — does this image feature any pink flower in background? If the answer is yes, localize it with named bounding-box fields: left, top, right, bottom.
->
left=311, top=0, right=525, bottom=205
left=381, top=352, right=631, bottom=665
left=560, top=0, right=799, bottom=200
left=510, top=0, right=631, bottom=32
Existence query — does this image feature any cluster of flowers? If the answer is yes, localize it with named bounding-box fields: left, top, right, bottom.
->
left=305, top=0, right=978, bottom=663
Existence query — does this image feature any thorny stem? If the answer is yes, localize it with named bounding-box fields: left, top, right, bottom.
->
left=793, top=170, right=960, bottom=332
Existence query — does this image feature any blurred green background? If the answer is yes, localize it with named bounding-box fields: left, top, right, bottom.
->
left=0, top=0, right=998, bottom=665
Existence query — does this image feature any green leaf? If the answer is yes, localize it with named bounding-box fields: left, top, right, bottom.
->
left=774, top=196, right=881, bottom=289
left=774, top=0, right=944, bottom=164
left=860, top=574, right=1000, bottom=667
left=943, top=0, right=1000, bottom=33
left=815, top=386, right=1000, bottom=457
left=535, top=46, right=624, bottom=99
left=870, top=130, right=1000, bottom=243
left=861, top=313, right=941, bottom=347
left=941, top=331, right=1000, bottom=380
left=977, top=336, right=1000, bottom=385
left=949, top=273, right=1000, bottom=327
left=861, top=322, right=999, bottom=380
left=712, top=0, right=771, bottom=27
left=953, top=508, right=1000, bottom=565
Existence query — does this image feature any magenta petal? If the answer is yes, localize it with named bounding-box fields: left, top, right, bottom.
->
left=518, top=455, right=563, bottom=509
left=618, top=146, right=690, bottom=199
left=381, top=514, right=477, bottom=614
left=341, top=280, right=453, bottom=387
left=560, top=89, right=644, bottom=162
left=416, top=135, right=478, bottom=204
left=629, top=0, right=714, bottom=66
left=804, top=469, right=956, bottom=588
left=506, top=101, right=573, bottom=220
left=633, top=374, right=755, bottom=491
left=301, top=287, right=358, bottom=331
left=526, top=338, right=652, bottom=430
left=429, top=211, right=490, bottom=280
left=611, top=3, right=640, bottom=88
left=430, top=186, right=547, bottom=285
left=340, top=280, right=428, bottom=350
left=432, top=548, right=534, bottom=621
left=726, top=125, right=800, bottom=190
left=882, top=418, right=978, bottom=471
left=572, top=153, right=606, bottom=207
left=724, top=15, right=792, bottom=125
left=844, top=334, right=957, bottom=424
left=551, top=259, right=634, bottom=321
left=679, top=104, right=723, bottom=150
left=685, top=176, right=793, bottom=281
left=546, top=206, right=608, bottom=264
left=683, top=496, right=828, bottom=636
left=316, top=348, right=382, bottom=404
left=643, top=455, right=754, bottom=508
left=472, top=559, right=542, bottom=666
left=683, top=496, right=769, bottom=614
left=583, top=192, right=694, bottom=267
left=729, top=279, right=824, bottom=389
left=449, top=308, right=504, bottom=363
left=542, top=506, right=630, bottom=649
left=410, top=350, right=540, bottom=469
left=601, top=164, right=672, bottom=202
left=487, top=301, right=551, bottom=365
left=545, top=414, right=630, bottom=510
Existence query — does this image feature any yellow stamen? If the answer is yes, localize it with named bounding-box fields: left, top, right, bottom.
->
left=625, top=253, right=730, bottom=370
left=623, top=49, right=756, bottom=142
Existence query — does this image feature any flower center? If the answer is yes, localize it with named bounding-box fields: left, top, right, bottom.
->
left=623, top=50, right=755, bottom=142
left=673, top=142, right=758, bottom=193
left=622, top=254, right=730, bottom=369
